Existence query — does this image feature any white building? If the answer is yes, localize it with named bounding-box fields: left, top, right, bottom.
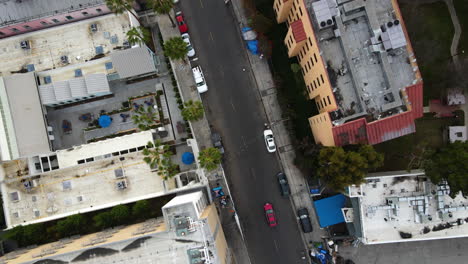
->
left=346, top=170, right=468, bottom=244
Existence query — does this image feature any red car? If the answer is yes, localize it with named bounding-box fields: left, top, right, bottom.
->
left=264, top=203, right=277, bottom=227
left=176, top=11, right=188, bottom=33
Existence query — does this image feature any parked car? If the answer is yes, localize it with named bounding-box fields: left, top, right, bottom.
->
left=173, top=0, right=179, bottom=3
left=176, top=11, right=188, bottom=33
left=277, top=172, right=290, bottom=196
left=263, top=129, right=276, bottom=153
left=264, top=203, right=277, bottom=227
left=181, top=33, right=195, bottom=57
left=297, top=208, right=313, bottom=233
left=192, top=66, right=208, bottom=93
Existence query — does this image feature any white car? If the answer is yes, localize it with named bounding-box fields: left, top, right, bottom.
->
left=264, top=130, right=276, bottom=153
left=173, top=0, right=179, bottom=3
left=192, top=66, right=208, bottom=93
left=181, top=33, right=195, bottom=57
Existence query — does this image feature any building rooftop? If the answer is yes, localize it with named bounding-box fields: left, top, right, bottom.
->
left=308, top=0, right=419, bottom=125
left=0, top=0, right=105, bottom=27
left=349, top=171, right=468, bottom=244
left=0, top=193, right=220, bottom=264
left=0, top=144, right=203, bottom=227
left=0, top=13, right=132, bottom=77
left=0, top=73, right=51, bottom=160
left=449, top=126, right=467, bottom=143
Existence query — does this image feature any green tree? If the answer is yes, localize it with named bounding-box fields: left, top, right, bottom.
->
left=163, top=37, right=188, bottom=60
left=149, top=0, right=175, bottom=27
left=198, top=147, right=222, bottom=171
left=132, top=200, right=152, bottom=219
left=110, top=205, right=131, bottom=225
left=132, top=105, right=159, bottom=131
left=181, top=100, right=204, bottom=121
left=105, top=0, right=141, bottom=23
left=143, top=140, right=179, bottom=180
left=248, top=12, right=273, bottom=34
left=56, top=214, right=86, bottom=236
left=423, top=141, right=468, bottom=197
left=126, top=26, right=151, bottom=45
left=22, top=224, right=46, bottom=245
left=4, top=226, right=25, bottom=246
left=318, top=145, right=384, bottom=191
left=93, top=212, right=114, bottom=229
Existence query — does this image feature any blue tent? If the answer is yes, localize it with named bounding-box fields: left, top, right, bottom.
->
left=314, top=194, right=346, bottom=228
left=182, top=152, right=195, bottom=165
left=98, top=115, right=112, bottom=128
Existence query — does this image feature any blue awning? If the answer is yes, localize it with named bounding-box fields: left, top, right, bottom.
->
left=314, top=194, right=346, bottom=228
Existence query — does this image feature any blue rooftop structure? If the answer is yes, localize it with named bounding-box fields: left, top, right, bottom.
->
left=314, top=194, right=346, bottom=228
left=181, top=152, right=195, bottom=165
left=98, top=115, right=112, bottom=128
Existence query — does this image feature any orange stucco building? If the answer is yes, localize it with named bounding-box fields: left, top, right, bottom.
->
left=273, top=0, right=423, bottom=146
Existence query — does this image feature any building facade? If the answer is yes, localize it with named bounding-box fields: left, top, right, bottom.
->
left=273, top=0, right=423, bottom=146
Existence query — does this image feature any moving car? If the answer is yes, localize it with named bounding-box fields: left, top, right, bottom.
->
left=263, top=129, right=276, bottom=153
left=181, top=33, right=195, bottom=57
left=192, top=66, right=208, bottom=93
left=264, top=203, right=277, bottom=227
left=297, top=208, right=313, bottom=233
left=176, top=11, right=188, bottom=33
left=211, top=132, right=225, bottom=154
left=277, top=172, right=290, bottom=196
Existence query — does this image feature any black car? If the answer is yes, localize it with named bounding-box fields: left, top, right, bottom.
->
left=277, top=172, right=290, bottom=196
left=297, top=208, right=313, bottom=233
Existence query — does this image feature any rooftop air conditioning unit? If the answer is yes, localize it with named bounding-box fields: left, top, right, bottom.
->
left=90, top=24, right=98, bottom=32
left=60, top=55, right=69, bottom=64
left=20, top=40, right=30, bottom=49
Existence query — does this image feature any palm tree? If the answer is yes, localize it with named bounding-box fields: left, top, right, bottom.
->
left=181, top=100, right=204, bottom=121
left=105, top=0, right=141, bottom=24
left=126, top=26, right=151, bottom=45
left=198, top=147, right=222, bottom=171
left=149, top=0, right=175, bottom=27
left=163, top=37, right=189, bottom=60
left=132, top=105, right=159, bottom=131
left=142, top=140, right=179, bottom=180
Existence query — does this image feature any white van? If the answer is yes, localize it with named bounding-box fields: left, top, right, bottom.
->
left=192, top=66, right=208, bottom=93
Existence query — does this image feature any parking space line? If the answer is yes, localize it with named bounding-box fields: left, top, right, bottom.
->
left=199, top=0, right=204, bottom=8
left=210, top=31, right=214, bottom=41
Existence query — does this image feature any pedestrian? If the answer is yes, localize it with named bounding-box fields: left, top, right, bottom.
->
left=259, top=54, right=264, bottom=59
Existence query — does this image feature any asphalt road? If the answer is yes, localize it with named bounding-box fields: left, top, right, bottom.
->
left=178, top=1, right=308, bottom=263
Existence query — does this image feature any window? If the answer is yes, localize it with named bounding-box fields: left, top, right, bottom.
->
left=298, top=7, right=303, bottom=16
left=105, top=62, right=113, bottom=70
left=11, top=28, right=20, bottom=32
left=320, top=74, right=324, bottom=84
left=66, top=15, right=74, bottom=20
left=52, top=18, right=60, bottom=23
left=305, top=41, right=309, bottom=51
left=327, top=96, right=331, bottom=105
left=96, top=8, right=103, bottom=12
left=308, top=38, right=313, bottom=47
left=75, top=69, right=83, bottom=77
left=307, top=61, right=311, bottom=71
left=310, top=57, right=314, bottom=66
left=301, top=67, right=305, bottom=76
left=40, top=21, right=48, bottom=26
left=10, top=192, right=19, bottom=202
left=77, top=159, right=85, bottom=164
left=62, top=181, right=72, bottom=191
left=313, top=80, right=317, bottom=89
left=314, top=53, right=318, bottom=63
left=323, top=97, right=327, bottom=106
left=85, top=157, right=94, bottom=162
left=316, top=77, right=320, bottom=87
left=23, top=25, right=32, bottom=29
left=34, top=209, right=40, bottom=217
left=306, top=85, right=311, bottom=93
left=82, top=11, right=89, bottom=16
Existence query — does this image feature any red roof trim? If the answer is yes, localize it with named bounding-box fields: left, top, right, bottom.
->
left=332, top=83, right=424, bottom=146
left=291, top=20, right=307, bottom=42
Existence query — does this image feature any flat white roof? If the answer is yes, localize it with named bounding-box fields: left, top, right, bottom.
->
left=56, top=131, right=153, bottom=168
left=0, top=13, right=131, bottom=76
left=354, top=171, right=468, bottom=244
left=0, top=73, right=51, bottom=158
left=1, top=150, right=203, bottom=227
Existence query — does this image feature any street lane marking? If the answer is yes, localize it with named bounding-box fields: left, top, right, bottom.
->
left=274, top=240, right=279, bottom=252
left=210, top=32, right=214, bottom=41
left=230, top=99, right=236, bottom=112
left=199, top=0, right=204, bottom=8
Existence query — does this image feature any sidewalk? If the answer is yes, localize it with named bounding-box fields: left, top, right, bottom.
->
left=154, top=10, right=251, bottom=264
left=229, top=0, right=328, bottom=247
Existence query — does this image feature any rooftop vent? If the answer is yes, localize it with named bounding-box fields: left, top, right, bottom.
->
left=116, top=179, right=127, bottom=190
left=60, top=55, right=69, bottom=64
left=20, top=40, right=30, bottom=49
left=394, top=20, right=400, bottom=25
left=387, top=21, right=394, bottom=28
left=90, top=24, right=98, bottom=32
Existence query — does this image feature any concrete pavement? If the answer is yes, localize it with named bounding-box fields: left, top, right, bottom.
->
left=152, top=9, right=251, bottom=264
left=229, top=0, right=327, bottom=245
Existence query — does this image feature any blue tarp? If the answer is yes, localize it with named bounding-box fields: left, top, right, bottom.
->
left=246, top=40, right=259, bottom=55
left=314, top=194, right=346, bottom=228
left=181, top=152, right=195, bottom=165
left=98, top=115, right=112, bottom=128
